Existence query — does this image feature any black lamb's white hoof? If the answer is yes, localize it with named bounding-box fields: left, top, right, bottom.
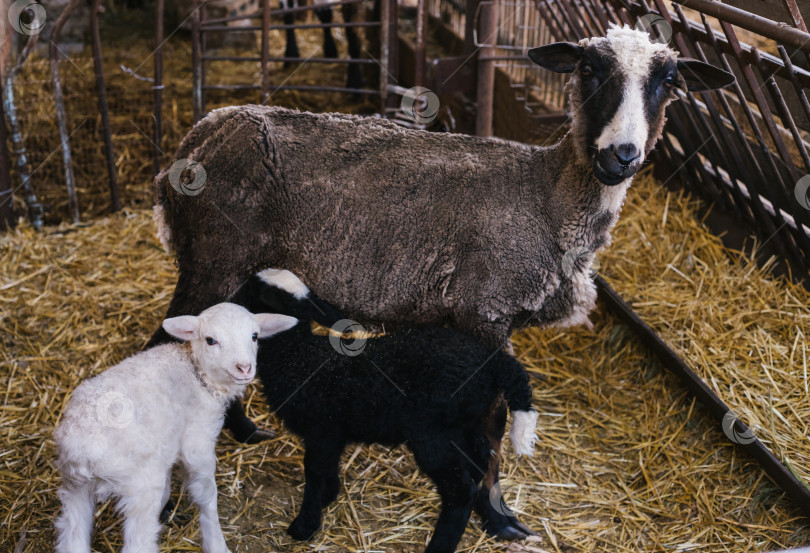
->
left=242, top=428, right=276, bottom=444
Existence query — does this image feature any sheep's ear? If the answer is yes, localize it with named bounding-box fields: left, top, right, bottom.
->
left=255, top=313, right=298, bottom=338
left=163, top=315, right=200, bottom=341
left=676, top=58, right=735, bottom=91
left=528, top=42, right=584, bottom=73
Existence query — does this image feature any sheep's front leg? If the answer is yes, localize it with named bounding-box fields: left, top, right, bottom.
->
left=288, top=442, right=343, bottom=541
left=183, top=448, right=230, bottom=553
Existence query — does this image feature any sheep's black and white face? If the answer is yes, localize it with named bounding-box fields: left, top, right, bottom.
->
left=529, top=25, right=735, bottom=186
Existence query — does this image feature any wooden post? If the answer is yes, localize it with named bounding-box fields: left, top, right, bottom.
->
left=91, top=0, right=121, bottom=212
left=475, top=0, right=498, bottom=136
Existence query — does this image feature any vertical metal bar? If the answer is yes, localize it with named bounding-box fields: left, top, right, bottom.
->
left=0, top=71, right=13, bottom=231
left=476, top=0, right=498, bottom=136
left=261, top=0, right=270, bottom=104
left=192, top=1, right=202, bottom=122
left=379, top=0, right=390, bottom=112
left=201, top=3, right=208, bottom=116
left=49, top=0, right=83, bottom=223
left=415, top=0, right=427, bottom=87
left=386, top=0, right=398, bottom=110
left=91, top=0, right=120, bottom=212
left=154, top=0, right=164, bottom=176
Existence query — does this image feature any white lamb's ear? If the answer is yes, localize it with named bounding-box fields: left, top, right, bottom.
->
left=255, top=313, right=298, bottom=338
left=163, top=315, right=200, bottom=341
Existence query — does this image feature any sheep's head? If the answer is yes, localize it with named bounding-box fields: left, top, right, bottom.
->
left=528, top=24, right=734, bottom=186
left=163, top=303, right=297, bottom=394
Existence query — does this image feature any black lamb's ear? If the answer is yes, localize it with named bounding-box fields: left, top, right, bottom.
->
left=528, top=42, right=585, bottom=73
left=676, top=58, right=736, bottom=91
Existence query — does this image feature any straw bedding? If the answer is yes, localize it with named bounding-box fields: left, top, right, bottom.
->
left=1, top=167, right=809, bottom=552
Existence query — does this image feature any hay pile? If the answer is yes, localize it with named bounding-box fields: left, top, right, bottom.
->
left=8, top=17, right=376, bottom=225
left=1, top=170, right=809, bottom=553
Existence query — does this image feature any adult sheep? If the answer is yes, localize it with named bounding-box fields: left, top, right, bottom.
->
left=149, top=24, right=734, bottom=538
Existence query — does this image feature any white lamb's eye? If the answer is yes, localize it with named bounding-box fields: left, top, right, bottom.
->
left=205, top=337, right=217, bottom=346
left=252, top=332, right=258, bottom=342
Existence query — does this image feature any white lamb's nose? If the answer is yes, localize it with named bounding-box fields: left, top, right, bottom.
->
left=236, top=363, right=252, bottom=375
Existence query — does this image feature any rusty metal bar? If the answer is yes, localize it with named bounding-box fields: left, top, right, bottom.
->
left=674, top=0, right=810, bottom=55
left=476, top=0, right=498, bottom=136
left=261, top=0, right=270, bottom=104
left=416, top=0, right=427, bottom=86
left=781, top=0, right=808, bottom=32
left=49, top=0, right=83, bottom=223
left=204, top=55, right=376, bottom=64
left=204, top=84, right=378, bottom=94
left=91, top=0, right=120, bottom=212
left=154, top=0, right=164, bottom=176
left=380, top=0, right=391, bottom=111
left=192, top=1, right=202, bottom=122
left=203, top=0, right=366, bottom=24
left=386, top=0, right=399, bottom=109
left=596, top=276, right=810, bottom=518
left=201, top=21, right=380, bottom=32
left=0, top=72, right=13, bottom=231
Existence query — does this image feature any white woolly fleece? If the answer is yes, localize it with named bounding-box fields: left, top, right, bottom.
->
left=510, top=410, right=538, bottom=457
left=256, top=268, right=310, bottom=299
left=152, top=204, right=172, bottom=254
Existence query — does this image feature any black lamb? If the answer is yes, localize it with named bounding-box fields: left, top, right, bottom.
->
left=230, top=269, right=538, bottom=553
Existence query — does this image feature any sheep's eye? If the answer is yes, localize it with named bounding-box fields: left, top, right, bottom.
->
left=581, top=64, right=594, bottom=77
left=252, top=332, right=258, bottom=342
left=205, top=337, right=217, bottom=346
left=663, top=74, right=676, bottom=89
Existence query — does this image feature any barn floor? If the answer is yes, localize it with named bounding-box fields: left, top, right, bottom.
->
left=1, top=169, right=809, bottom=553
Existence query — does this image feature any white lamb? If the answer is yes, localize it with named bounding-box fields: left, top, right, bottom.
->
left=54, top=302, right=297, bottom=553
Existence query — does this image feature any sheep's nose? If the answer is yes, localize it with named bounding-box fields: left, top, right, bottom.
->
left=613, top=144, right=641, bottom=167
left=236, top=363, right=252, bottom=375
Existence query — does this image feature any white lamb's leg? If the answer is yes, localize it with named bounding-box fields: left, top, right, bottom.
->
left=55, top=481, right=96, bottom=553
left=183, top=448, right=229, bottom=553
left=119, top=477, right=165, bottom=553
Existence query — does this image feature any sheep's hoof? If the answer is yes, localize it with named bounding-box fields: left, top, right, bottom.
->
left=489, top=518, right=538, bottom=541
left=287, top=516, right=321, bottom=541
left=242, top=428, right=276, bottom=444
left=159, top=500, right=193, bottom=527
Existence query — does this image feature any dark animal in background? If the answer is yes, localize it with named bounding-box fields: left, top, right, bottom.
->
left=280, top=0, right=376, bottom=89
left=230, top=269, right=538, bottom=553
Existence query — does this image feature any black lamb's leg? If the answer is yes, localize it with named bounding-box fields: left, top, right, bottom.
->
left=411, top=437, right=478, bottom=553
left=282, top=0, right=299, bottom=66
left=315, top=7, right=338, bottom=58
left=288, top=441, right=344, bottom=541
left=474, top=396, right=537, bottom=540
left=341, top=2, right=364, bottom=90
